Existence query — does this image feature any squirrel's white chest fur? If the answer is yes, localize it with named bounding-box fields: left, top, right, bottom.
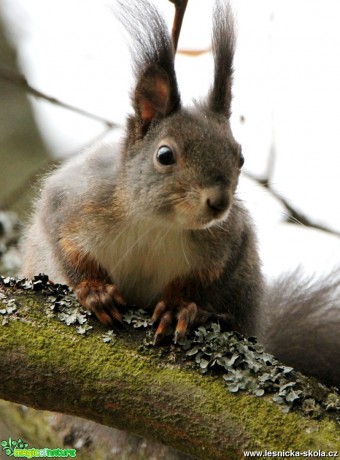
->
left=87, top=220, right=194, bottom=306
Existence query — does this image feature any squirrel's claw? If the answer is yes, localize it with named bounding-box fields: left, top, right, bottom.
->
left=153, top=309, right=174, bottom=345
left=152, top=300, right=197, bottom=344
left=75, top=280, right=126, bottom=326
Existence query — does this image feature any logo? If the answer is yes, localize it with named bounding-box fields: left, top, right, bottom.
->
left=1, top=438, right=77, bottom=458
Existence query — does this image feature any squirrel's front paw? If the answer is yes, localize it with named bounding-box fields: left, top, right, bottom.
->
left=75, top=280, right=126, bottom=325
left=151, top=300, right=197, bottom=344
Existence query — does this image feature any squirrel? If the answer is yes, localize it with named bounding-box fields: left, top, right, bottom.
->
left=22, top=0, right=339, bottom=389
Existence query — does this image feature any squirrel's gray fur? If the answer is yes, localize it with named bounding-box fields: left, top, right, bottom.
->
left=22, top=0, right=339, bottom=388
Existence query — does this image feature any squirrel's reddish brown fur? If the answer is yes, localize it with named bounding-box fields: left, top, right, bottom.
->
left=22, top=0, right=340, bottom=388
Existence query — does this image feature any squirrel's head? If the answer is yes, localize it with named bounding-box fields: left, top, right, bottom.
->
left=118, top=0, right=242, bottom=230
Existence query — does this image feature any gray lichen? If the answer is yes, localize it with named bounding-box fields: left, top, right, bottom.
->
left=1, top=273, right=339, bottom=424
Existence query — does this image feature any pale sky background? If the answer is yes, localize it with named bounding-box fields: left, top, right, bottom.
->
left=0, top=0, right=339, bottom=278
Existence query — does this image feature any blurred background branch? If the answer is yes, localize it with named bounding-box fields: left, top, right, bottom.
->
left=0, top=13, right=49, bottom=216
left=0, top=66, right=118, bottom=129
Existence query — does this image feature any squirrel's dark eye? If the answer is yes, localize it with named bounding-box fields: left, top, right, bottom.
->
left=239, top=151, right=245, bottom=168
left=156, top=145, right=175, bottom=166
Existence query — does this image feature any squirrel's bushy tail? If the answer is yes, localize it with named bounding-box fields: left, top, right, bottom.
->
left=258, top=269, right=340, bottom=388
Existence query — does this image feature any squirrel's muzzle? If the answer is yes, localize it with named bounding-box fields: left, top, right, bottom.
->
left=204, top=186, right=230, bottom=219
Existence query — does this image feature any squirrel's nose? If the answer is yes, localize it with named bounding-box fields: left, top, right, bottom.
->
left=205, top=187, right=230, bottom=215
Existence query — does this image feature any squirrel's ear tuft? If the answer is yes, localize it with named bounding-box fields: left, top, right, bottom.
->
left=207, top=1, right=236, bottom=118
left=115, top=0, right=181, bottom=138
left=134, top=66, right=173, bottom=132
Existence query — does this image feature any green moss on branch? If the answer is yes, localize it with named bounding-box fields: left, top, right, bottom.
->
left=0, top=281, right=339, bottom=459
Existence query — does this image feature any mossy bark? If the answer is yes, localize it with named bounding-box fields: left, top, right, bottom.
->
left=0, top=285, right=339, bottom=460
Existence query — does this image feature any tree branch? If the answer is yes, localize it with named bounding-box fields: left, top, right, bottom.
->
left=0, top=279, right=339, bottom=459
left=244, top=171, right=340, bottom=238
left=177, top=48, right=210, bottom=57
left=169, top=0, right=189, bottom=53
left=0, top=66, right=118, bottom=128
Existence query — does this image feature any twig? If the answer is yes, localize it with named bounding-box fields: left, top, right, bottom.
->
left=0, top=66, right=119, bottom=129
left=169, top=0, right=189, bottom=53
left=177, top=48, right=211, bottom=57
left=245, top=171, right=340, bottom=238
